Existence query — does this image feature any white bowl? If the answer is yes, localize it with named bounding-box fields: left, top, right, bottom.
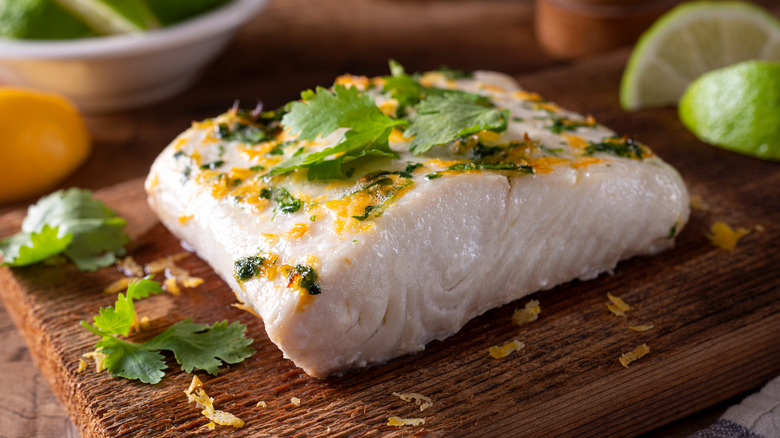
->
left=0, top=0, right=270, bottom=113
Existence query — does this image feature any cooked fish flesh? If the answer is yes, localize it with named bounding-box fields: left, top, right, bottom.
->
left=145, top=69, right=689, bottom=377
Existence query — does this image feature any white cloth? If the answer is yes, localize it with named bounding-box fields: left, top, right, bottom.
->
left=690, top=376, right=780, bottom=438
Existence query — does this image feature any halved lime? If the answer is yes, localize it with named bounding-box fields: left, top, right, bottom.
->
left=679, top=60, right=780, bottom=161
left=620, top=1, right=780, bottom=111
left=0, top=0, right=95, bottom=39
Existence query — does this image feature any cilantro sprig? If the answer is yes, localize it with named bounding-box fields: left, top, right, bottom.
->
left=0, top=188, right=129, bottom=271
left=268, top=61, right=510, bottom=180
left=272, top=85, right=405, bottom=180
left=81, top=277, right=255, bottom=384
left=405, top=93, right=510, bottom=155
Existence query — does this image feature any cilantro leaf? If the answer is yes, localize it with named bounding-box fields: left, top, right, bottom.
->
left=125, top=277, right=166, bottom=300
left=81, top=278, right=255, bottom=384
left=405, top=93, right=510, bottom=155
left=382, top=60, right=485, bottom=110
left=90, top=277, right=164, bottom=337
left=97, top=337, right=167, bottom=384
left=216, top=122, right=268, bottom=144
left=0, top=224, right=72, bottom=267
left=0, top=188, right=129, bottom=271
left=144, top=320, right=255, bottom=375
left=383, top=60, right=426, bottom=108
left=273, top=85, right=405, bottom=179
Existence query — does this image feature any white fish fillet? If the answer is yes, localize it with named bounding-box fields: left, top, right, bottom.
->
left=146, top=70, right=689, bottom=377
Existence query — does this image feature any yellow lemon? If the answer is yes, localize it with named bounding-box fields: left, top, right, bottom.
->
left=0, top=88, right=91, bottom=204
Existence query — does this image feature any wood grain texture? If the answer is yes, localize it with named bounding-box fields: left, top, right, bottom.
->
left=1, top=48, right=779, bottom=437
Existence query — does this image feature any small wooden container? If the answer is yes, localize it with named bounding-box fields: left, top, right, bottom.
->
left=535, top=0, right=682, bottom=59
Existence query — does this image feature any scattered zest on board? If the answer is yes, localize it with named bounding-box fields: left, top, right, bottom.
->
left=619, top=343, right=650, bottom=368
left=606, top=293, right=632, bottom=317
left=707, top=221, right=751, bottom=251
left=489, top=340, right=525, bottom=359
left=185, top=376, right=245, bottom=430
left=512, top=299, right=541, bottom=326
left=387, top=417, right=425, bottom=427
left=392, top=392, right=434, bottom=411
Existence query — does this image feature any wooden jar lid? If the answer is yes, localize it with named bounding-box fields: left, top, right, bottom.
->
left=535, top=0, right=682, bottom=59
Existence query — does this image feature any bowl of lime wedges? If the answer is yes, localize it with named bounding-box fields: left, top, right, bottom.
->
left=0, top=0, right=270, bottom=113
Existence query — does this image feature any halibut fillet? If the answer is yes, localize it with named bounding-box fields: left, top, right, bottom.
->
left=146, top=70, right=689, bottom=377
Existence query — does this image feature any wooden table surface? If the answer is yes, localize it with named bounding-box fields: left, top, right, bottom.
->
left=1, top=0, right=778, bottom=437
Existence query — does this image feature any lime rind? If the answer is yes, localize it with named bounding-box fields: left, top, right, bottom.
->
left=679, top=60, right=780, bottom=161
left=620, top=1, right=780, bottom=111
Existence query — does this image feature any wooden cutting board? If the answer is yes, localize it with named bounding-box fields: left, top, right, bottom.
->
left=1, top=51, right=779, bottom=438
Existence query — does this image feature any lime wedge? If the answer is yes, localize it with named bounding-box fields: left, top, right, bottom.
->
left=620, top=1, right=780, bottom=111
left=55, top=0, right=159, bottom=34
left=0, top=0, right=95, bottom=39
left=145, top=0, right=232, bottom=26
left=679, top=60, right=780, bottom=161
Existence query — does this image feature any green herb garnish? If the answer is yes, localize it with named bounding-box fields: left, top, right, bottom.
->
left=545, top=117, right=596, bottom=134
left=437, top=65, right=473, bottom=80
left=80, top=277, right=255, bottom=384
left=397, top=162, right=422, bottom=178
left=447, top=162, right=534, bottom=173
left=217, top=122, right=268, bottom=144
left=293, top=265, right=321, bottom=295
left=259, top=186, right=303, bottom=214
left=668, top=221, right=678, bottom=239
left=199, top=160, right=224, bottom=170
left=0, top=188, right=129, bottom=271
left=405, top=92, right=509, bottom=155
left=271, top=84, right=405, bottom=180
left=352, top=205, right=379, bottom=221
left=585, top=137, right=645, bottom=159
left=235, top=256, right=265, bottom=281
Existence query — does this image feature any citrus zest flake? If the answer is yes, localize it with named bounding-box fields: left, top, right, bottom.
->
left=387, top=417, right=425, bottom=427
left=232, top=303, right=260, bottom=318
left=291, top=397, right=301, bottom=407
left=512, top=299, right=541, bottom=326
left=707, top=221, right=750, bottom=251
left=689, top=195, right=709, bottom=211
left=185, top=376, right=245, bottom=429
left=82, top=350, right=107, bottom=373
left=117, top=256, right=144, bottom=277
left=163, top=277, right=180, bottom=295
left=489, top=340, right=525, bottom=359
left=629, top=324, right=654, bottom=332
left=144, top=252, right=189, bottom=274
left=392, top=392, right=434, bottom=411
left=606, top=293, right=632, bottom=317
left=77, top=359, right=87, bottom=373
left=104, top=277, right=140, bottom=294
left=619, top=343, right=650, bottom=368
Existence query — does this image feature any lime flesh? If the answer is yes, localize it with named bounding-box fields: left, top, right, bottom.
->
left=620, top=1, right=780, bottom=111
